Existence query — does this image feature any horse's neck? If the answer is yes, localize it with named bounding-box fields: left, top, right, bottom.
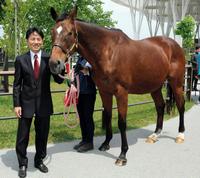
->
left=76, top=21, right=113, bottom=67
left=76, top=20, right=107, bottom=44
left=76, top=21, right=126, bottom=72
left=76, top=21, right=132, bottom=76
left=77, top=21, right=105, bottom=53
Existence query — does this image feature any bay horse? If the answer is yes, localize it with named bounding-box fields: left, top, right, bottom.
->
left=49, top=6, right=185, bottom=166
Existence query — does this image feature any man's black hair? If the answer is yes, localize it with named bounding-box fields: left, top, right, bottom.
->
left=26, top=27, right=44, bottom=39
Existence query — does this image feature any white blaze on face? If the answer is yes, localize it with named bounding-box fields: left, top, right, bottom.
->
left=56, top=26, right=63, bottom=35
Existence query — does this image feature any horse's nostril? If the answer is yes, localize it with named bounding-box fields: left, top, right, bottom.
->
left=57, top=60, right=60, bottom=65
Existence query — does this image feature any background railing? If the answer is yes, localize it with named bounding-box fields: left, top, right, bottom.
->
left=0, top=50, right=194, bottom=121
left=0, top=88, right=155, bottom=121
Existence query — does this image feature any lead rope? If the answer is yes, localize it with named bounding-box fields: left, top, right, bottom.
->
left=63, top=62, right=80, bottom=128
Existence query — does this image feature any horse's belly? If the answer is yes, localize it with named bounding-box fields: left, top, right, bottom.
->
left=128, top=79, right=166, bottom=94
left=94, top=71, right=167, bottom=94
left=94, top=77, right=118, bottom=93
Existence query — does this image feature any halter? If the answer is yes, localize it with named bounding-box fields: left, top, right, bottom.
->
left=52, top=22, right=78, bottom=79
left=53, top=41, right=78, bottom=60
left=52, top=22, right=78, bottom=61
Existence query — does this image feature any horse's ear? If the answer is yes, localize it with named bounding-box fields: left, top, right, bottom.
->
left=50, top=7, right=58, bottom=21
left=69, top=5, right=77, bottom=20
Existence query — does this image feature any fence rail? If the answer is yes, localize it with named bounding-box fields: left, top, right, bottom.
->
left=0, top=89, right=66, bottom=96
left=0, top=63, right=194, bottom=121
left=0, top=99, right=154, bottom=121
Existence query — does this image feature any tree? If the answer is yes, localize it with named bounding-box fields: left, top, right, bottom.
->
left=175, top=15, right=196, bottom=50
left=0, top=0, right=6, bottom=19
left=0, top=0, right=116, bottom=58
left=0, top=1, right=17, bottom=58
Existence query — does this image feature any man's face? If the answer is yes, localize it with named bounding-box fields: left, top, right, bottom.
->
left=27, top=32, right=43, bottom=53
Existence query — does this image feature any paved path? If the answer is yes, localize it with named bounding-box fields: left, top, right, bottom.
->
left=0, top=94, right=200, bottom=178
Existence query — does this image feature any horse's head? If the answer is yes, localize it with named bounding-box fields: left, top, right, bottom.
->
left=49, top=6, right=78, bottom=74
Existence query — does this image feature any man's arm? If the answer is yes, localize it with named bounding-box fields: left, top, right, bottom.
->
left=13, top=57, right=22, bottom=118
left=13, top=57, right=22, bottom=107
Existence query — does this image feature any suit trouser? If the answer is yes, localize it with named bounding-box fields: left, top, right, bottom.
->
left=16, top=116, right=50, bottom=167
left=77, top=94, right=96, bottom=143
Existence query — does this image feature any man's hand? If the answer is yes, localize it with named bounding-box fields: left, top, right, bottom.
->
left=80, top=67, right=89, bottom=75
left=14, top=107, right=22, bottom=118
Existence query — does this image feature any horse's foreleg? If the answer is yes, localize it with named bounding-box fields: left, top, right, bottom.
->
left=146, top=88, right=165, bottom=143
left=98, top=91, right=113, bottom=151
left=115, top=89, right=128, bottom=166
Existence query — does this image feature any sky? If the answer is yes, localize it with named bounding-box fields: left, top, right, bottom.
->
left=101, top=0, right=135, bottom=38
left=102, top=0, right=152, bottom=39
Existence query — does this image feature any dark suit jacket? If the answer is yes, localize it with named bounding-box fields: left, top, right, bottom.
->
left=13, top=51, right=63, bottom=118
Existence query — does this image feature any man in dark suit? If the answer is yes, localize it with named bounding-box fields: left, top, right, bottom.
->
left=13, top=27, right=63, bottom=178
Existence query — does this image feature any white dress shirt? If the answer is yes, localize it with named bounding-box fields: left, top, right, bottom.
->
left=30, top=50, right=41, bottom=69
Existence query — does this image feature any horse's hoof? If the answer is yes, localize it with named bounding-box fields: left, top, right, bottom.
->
left=145, top=136, right=157, bottom=143
left=115, top=158, right=127, bottom=166
left=99, top=144, right=110, bottom=151
left=175, top=137, right=184, bottom=144
left=175, top=133, right=184, bottom=143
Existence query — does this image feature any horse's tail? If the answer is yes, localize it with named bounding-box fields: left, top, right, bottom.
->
left=165, top=81, right=175, bottom=114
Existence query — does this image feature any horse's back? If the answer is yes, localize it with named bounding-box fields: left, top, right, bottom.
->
left=140, top=36, right=185, bottom=75
left=142, top=36, right=185, bottom=64
left=141, top=36, right=185, bottom=87
left=135, top=36, right=182, bottom=71
left=111, top=36, right=185, bottom=94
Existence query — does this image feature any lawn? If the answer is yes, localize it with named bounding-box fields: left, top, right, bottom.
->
left=0, top=78, right=194, bottom=149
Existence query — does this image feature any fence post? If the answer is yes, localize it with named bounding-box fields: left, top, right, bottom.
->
left=2, top=52, right=9, bottom=92
left=186, top=64, right=192, bottom=101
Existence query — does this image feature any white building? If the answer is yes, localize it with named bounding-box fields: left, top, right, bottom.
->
left=111, top=0, right=200, bottom=42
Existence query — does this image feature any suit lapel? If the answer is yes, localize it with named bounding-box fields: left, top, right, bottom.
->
left=25, top=51, right=47, bottom=82
left=38, top=51, right=46, bottom=80
left=25, top=52, right=34, bottom=78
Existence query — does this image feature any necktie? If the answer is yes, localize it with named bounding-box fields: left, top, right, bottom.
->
left=34, top=54, right=40, bottom=80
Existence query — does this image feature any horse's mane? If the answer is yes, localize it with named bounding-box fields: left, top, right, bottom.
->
left=79, top=20, right=130, bottom=41
left=56, top=12, right=84, bottom=22
left=56, top=12, right=68, bottom=22
left=56, top=12, right=129, bottom=39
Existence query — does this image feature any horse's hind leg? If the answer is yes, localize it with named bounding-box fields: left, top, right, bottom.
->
left=146, top=87, right=165, bottom=143
left=170, top=83, right=185, bottom=143
left=98, top=91, right=113, bottom=151
left=115, top=88, right=128, bottom=166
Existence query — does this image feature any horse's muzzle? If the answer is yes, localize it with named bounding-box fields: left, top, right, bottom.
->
left=49, top=59, right=65, bottom=74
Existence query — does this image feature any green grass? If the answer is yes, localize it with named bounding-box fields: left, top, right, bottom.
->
left=0, top=78, right=194, bottom=149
